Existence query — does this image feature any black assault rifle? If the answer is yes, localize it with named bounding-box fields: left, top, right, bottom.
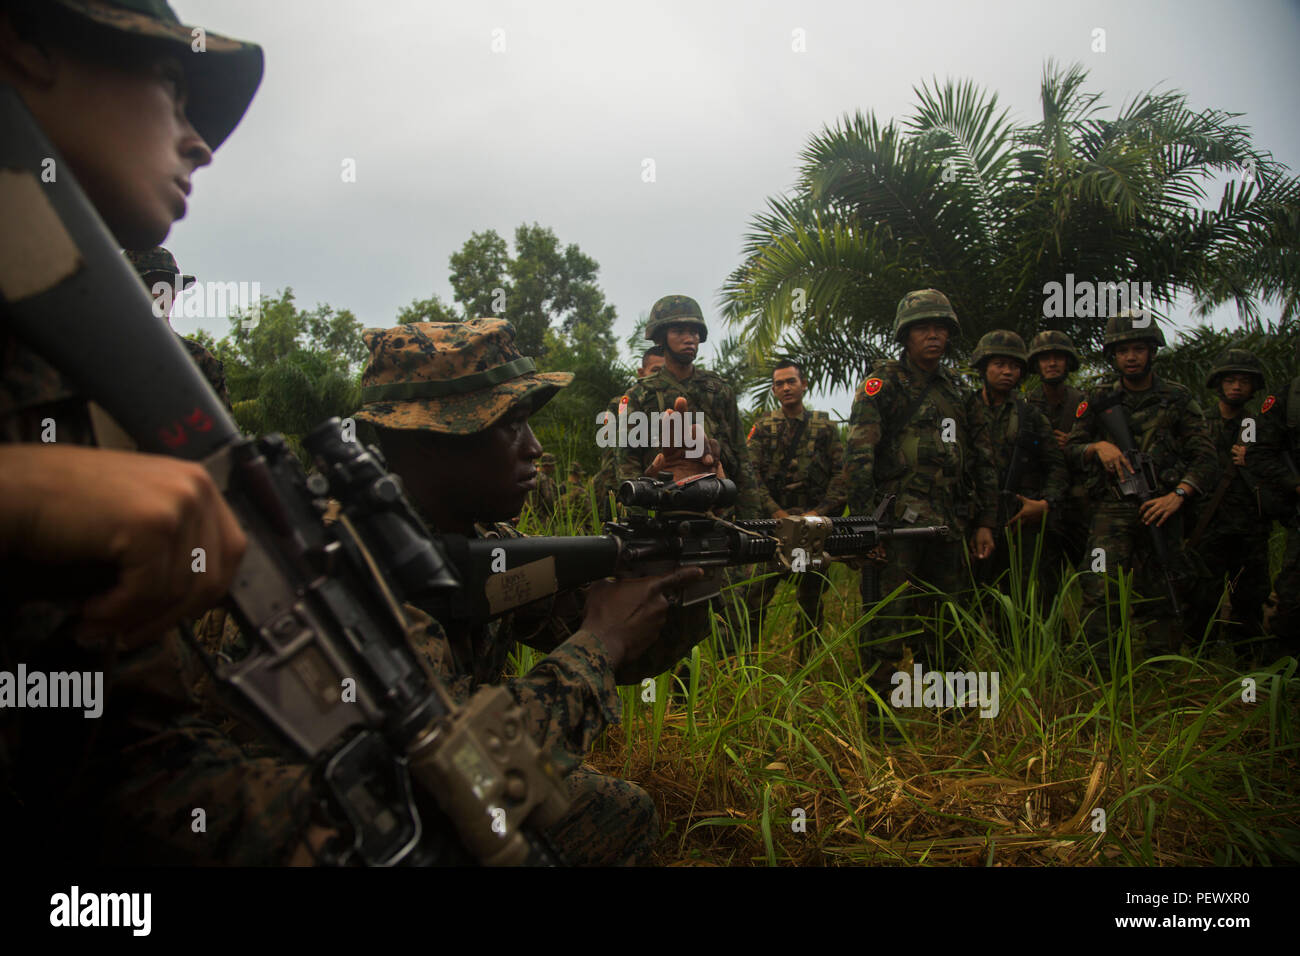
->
left=426, top=474, right=949, bottom=648
left=0, top=84, right=569, bottom=866
left=1094, top=394, right=1184, bottom=620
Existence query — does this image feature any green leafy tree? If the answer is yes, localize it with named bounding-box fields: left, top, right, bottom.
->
left=395, top=294, right=461, bottom=325
left=214, top=288, right=364, bottom=439
left=722, top=62, right=1299, bottom=394
left=448, top=223, right=617, bottom=359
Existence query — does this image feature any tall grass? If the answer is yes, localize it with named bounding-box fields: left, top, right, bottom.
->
left=512, top=494, right=1300, bottom=866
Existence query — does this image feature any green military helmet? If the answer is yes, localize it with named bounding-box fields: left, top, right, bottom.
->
left=970, top=329, right=1028, bottom=370
left=893, top=289, right=960, bottom=343
left=1102, top=309, right=1166, bottom=358
left=1027, top=330, right=1081, bottom=373
left=645, top=295, right=708, bottom=343
left=1205, top=348, right=1265, bottom=391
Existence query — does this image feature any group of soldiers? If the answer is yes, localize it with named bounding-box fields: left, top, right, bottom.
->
left=571, top=288, right=1299, bottom=685
left=3, top=0, right=1296, bottom=870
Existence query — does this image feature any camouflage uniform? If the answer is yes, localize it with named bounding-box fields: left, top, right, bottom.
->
left=970, top=332, right=1068, bottom=598
left=1246, top=364, right=1300, bottom=653
left=740, top=407, right=847, bottom=659
left=353, top=318, right=671, bottom=865
left=527, top=451, right=559, bottom=520
left=1063, top=314, right=1218, bottom=658
left=844, top=291, right=999, bottom=678
left=1025, top=331, right=1090, bottom=572
left=125, top=246, right=233, bottom=413
left=0, top=0, right=302, bottom=865
left=617, top=296, right=766, bottom=519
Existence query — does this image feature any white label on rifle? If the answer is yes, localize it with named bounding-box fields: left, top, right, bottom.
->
left=484, top=557, right=557, bottom=617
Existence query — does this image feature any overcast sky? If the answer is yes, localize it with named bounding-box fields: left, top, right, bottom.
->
left=172, top=0, right=1300, bottom=420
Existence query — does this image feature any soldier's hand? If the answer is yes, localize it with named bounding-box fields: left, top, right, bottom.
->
left=1005, top=495, right=1048, bottom=528
left=1231, top=443, right=1247, bottom=467
left=1092, top=441, right=1132, bottom=476
left=645, top=397, right=723, bottom=481
left=970, top=526, right=995, bottom=560
left=1140, top=491, right=1183, bottom=526
left=773, top=508, right=790, bottom=519
left=582, top=566, right=706, bottom=683
left=1052, top=428, right=1070, bottom=450
left=0, top=445, right=246, bottom=642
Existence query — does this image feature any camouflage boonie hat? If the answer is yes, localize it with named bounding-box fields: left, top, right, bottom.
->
left=354, top=319, right=573, bottom=435
left=124, top=246, right=194, bottom=288
left=49, top=0, right=263, bottom=150
left=645, top=295, right=708, bottom=343
left=971, top=330, right=1028, bottom=369
left=1027, top=330, right=1081, bottom=373
left=1103, top=309, right=1166, bottom=357
left=569, top=462, right=586, bottom=477
left=538, top=452, right=557, bottom=466
left=1205, top=348, right=1265, bottom=391
left=893, top=289, right=961, bottom=343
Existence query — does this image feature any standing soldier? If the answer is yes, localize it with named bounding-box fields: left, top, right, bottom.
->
left=1064, top=311, right=1217, bottom=669
left=1246, top=345, right=1300, bottom=656
left=741, top=359, right=847, bottom=661
left=1186, top=350, right=1270, bottom=651
left=969, top=331, right=1067, bottom=597
left=594, top=346, right=667, bottom=520
left=527, top=451, right=559, bottom=520
left=125, top=246, right=233, bottom=413
left=845, top=289, right=998, bottom=689
left=617, top=296, right=765, bottom=519
left=1025, top=331, right=1090, bottom=571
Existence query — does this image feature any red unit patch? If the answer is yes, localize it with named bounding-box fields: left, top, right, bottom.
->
left=863, top=378, right=883, bottom=397
left=1075, top=400, right=1088, bottom=419
left=1262, top=395, right=1276, bottom=414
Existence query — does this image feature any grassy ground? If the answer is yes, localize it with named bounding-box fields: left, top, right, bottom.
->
left=515, top=496, right=1300, bottom=866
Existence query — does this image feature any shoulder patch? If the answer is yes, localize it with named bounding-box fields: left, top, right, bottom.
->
left=1075, top=400, right=1088, bottom=419
left=1262, top=395, right=1276, bottom=414
left=862, top=378, right=884, bottom=397
left=747, top=423, right=757, bottom=441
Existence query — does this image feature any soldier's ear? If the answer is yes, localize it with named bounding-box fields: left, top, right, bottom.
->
left=0, top=13, right=58, bottom=89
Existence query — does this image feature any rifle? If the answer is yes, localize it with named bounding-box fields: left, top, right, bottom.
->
left=997, top=403, right=1039, bottom=528
left=0, top=84, right=568, bottom=866
left=1094, top=394, right=1184, bottom=619
left=425, top=475, right=947, bottom=635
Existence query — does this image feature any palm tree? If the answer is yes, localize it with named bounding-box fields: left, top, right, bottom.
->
left=721, top=61, right=1298, bottom=396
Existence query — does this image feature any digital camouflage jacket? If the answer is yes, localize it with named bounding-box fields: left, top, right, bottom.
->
left=844, top=355, right=999, bottom=529
left=1064, top=376, right=1218, bottom=502
left=979, top=391, right=1068, bottom=507
left=746, top=407, right=846, bottom=516
left=617, top=366, right=765, bottom=518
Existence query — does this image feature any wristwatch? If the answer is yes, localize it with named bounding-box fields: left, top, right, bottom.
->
left=1173, top=487, right=1187, bottom=498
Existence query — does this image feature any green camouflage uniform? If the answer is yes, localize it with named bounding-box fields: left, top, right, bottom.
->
left=969, top=330, right=1068, bottom=596
left=1247, top=373, right=1300, bottom=653
left=0, top=0, right=300, bottom=864
left=845, top=354, right=999, bottom=674
left=977, top=391, right=1068, bottom=593
left=527, top=452, right=559, bottom=521
left=1025, top=382, right=1089, bottom=565
left=740, top=407, right=847, bottom=659
left=1064, top=377, right=1218, bottom=656
left=354, top=318, right=687, bottom=865
left=1187, top=404, right=1270, bottom=646
left=618, top=295, right=765, bottom=519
